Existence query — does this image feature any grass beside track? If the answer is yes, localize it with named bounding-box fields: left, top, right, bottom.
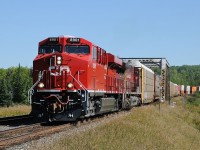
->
left=28, top=97, right=200, bottom=150
left=0, top=105, right=31, bottom=117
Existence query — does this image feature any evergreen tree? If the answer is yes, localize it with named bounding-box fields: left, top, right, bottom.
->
left=12, top=64, right=27, bottom=103
left=0, top=78, right=10, bottom=106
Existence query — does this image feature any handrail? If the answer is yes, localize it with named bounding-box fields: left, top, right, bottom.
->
left=68, top=71, right=87, bottom=102
left=28, top=71, right=44, bottom=104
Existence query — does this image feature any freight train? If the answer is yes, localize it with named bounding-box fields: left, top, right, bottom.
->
left=29, top=36, right=178, bottom=122
left=178, top=85, right=200, bottom=95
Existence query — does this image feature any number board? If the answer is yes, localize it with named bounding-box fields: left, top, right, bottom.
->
left=48, top=38, right=59, bottom=44
left=67, top=38, right=80, bottom=43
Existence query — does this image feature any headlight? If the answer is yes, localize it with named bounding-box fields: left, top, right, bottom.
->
left=57, top=56, right=62, bottom=65
left=57, top=56, right=62, bottom=61
left=57, top=60, right=62, bottom=64
left=38, top=82, right=44, bottom=88
left=67, top=83, right=73, bottom=88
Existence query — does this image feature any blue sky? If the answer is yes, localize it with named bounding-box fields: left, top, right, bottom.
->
left=0, top=0, right=200, bottom=68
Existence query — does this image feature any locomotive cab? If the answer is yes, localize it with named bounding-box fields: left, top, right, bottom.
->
left=30, top=37, right=94, bottom=121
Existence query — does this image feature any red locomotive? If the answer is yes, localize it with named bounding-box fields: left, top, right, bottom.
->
left=29, top=36, right=159, bottom=121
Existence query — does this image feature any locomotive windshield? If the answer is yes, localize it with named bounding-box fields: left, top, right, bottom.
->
left=39, top=45, right=62, bottom=54
left=65, top=45, right=90, bottom=54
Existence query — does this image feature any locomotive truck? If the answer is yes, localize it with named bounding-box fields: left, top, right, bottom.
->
left=29, top=36, right=161, bottom=122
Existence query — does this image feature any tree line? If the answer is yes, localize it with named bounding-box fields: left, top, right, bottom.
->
left=0, top=65, right=200, bottom=106
left=170, top=65, right=200, bottom=86
left=0, top=65, right=32, bottom=106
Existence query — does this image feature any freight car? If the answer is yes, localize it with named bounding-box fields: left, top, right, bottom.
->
left=180, top=85, right=185, bottom=96
left=126, top=60, right=160, bottom=103
left=190, top=86, right=200, bottom=95
left=28, top=36, right=170, bottom=122
left=170, top=82, right=179, bottom=97
left=191, top=86, right=197, bottom=95
left=179, top=85, right=197, bottom=96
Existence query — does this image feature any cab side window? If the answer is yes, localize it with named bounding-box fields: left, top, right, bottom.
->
left=92, top=46, right=97, bottom=60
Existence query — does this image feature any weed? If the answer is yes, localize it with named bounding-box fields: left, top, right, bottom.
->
left=0, top=105, right=31, bottom=117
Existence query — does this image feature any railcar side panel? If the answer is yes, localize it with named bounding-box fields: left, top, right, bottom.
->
left=154, top=75, right=160, bottom=99
left=142, top=67, right=155, bottom=103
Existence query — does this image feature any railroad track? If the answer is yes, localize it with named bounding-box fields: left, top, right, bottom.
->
left=0, top=121, right=73, bottom=149
left=0, top=115, right=34, bottom=125
left=0, top=123, right=49, bottom=149
left=0, top=123, right=41, bottom=138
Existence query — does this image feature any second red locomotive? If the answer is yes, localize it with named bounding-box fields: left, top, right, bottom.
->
left=29, top=36, right=159, bottom=121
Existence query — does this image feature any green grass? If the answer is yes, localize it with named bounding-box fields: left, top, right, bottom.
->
left=187, top=92, right=200, bottom=106
left=29, top=97, right=200, bottom=150
left=185, top=93, right=200, bottom=131
left=0, top=105, right=31, bottom=117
